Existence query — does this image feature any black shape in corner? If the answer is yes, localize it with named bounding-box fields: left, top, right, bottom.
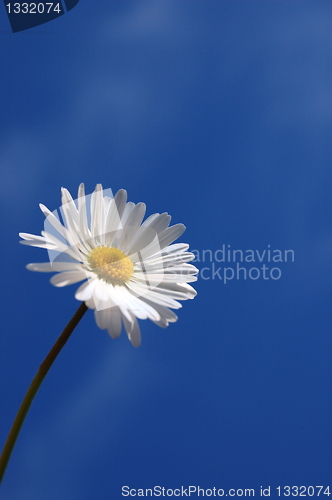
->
left=3, top=0, right=80, bottom=33
left=63, top=0, right=80, bottom=12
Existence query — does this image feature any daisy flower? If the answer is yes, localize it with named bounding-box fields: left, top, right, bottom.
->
left=19, top=184, right=198, bottom=346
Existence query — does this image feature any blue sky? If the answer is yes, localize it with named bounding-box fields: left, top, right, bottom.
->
left=0, top=1, right=331, bottom=499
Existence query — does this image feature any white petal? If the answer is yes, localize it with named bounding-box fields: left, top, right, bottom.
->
left=155, top=281, right=197, bottom=300
left=78, top=184, right=92, bottom=247
left=134, top=271, right=197, bottom=284
left=107, top=306, right=122, bottom=339
left=41, top=231, right=82, bottom=260
left=19, top=232, right=44, bottom=241
left=60, top=188, right=79, bottom=232
left=84, top=297, right=96, bottom=309
left=117, top=202, right=146, bottom=252
left=141, top=300, right=178, bottom=328
left=147, top=243, right=190, bottom=260
left=105, top=196, right=127, bottom=246
left=111, top=202, right=135, bottom=247
left=134, top=225, right=186, bottom=260
left=110, top=287, right=149, bottom=320
left=27, top=262, right=83, bottom=272
left=94, top=307, right=112, bottom=330
left=104, top=200, right=120, bottom=246
left=19, top=239, right=62, bottom=251
left=91, top=184, right=105, bottom=245
left=141, top=213, right=160, bottom=227
left=153, top=281, right=197, bottom=300
left=77, top=183, right=85, bottom=200
left=60, top=195, right=80, bottom=247
left=126, top=281, right=182, bottom=309
left=104, top=189, right=128, bottom=243
left=140, top=252, right=195, bottom=269
left=122, top=286, right=160, bottom=321
left=158, top=224, right=186, bottom=250
left=130, top=280, right=196, bottom=301
left=93, top=279, right=111, bottom=302
left=20, top=240, right=56, bottom=249
left=39, top=204, right=67, bottom=241
left=119, top=201, right=135, bottom=227
left=39, top=230, right=67, bottom=247
left=19, top=233, right=57, bottom=249
left=113, top=189, right=127, bottom=220
left=105, top=284, right=134, bottom=323
left=122, top=313, right=141, bottom=347
left=103, top=195, right=113, bottom=215
left=143, top=212, right=171, bottom=232
left=59, top=188, right=86, bottom=254
left=131, top=233, right=163, bottom=264
left=142, top=263, right=198, bottom=275
left=150, top=213, right=171, bottom=234
left=127, top=226, right=159, bottom=256
left=50, top=270, right=86, bottom=287
left=127, top=213, right=171, bottom=256
left=75, top=279, right=97, bottom=301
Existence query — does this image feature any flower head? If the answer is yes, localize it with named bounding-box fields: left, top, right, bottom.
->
left=19, top=184, right=198, bottom=346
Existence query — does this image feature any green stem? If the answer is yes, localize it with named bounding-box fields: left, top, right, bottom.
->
left=0, top=301, right=88, bottom=484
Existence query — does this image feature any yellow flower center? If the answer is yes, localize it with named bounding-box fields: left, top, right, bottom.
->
left=87, top=246, right=134, bottom=285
